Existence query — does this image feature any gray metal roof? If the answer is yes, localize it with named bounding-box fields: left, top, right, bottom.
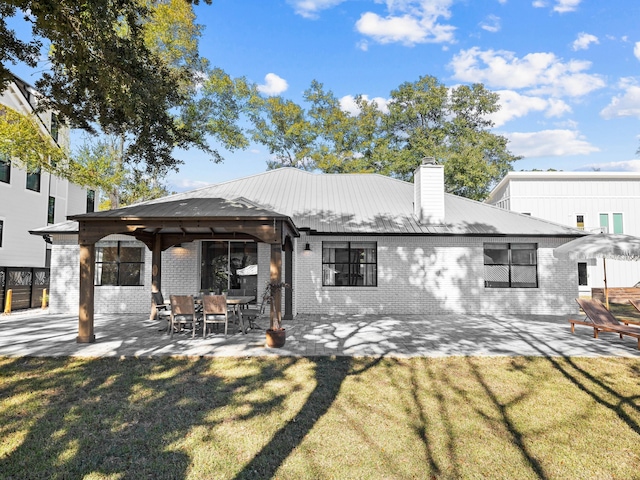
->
left=142, top=168, right=583, bottom=236
left=68, top=197, right=289, bottom=221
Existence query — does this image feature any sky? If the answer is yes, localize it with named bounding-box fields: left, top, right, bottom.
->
left=8, top=0, right=640, bottom=192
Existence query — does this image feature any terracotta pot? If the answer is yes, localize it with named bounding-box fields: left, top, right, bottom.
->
left=265, top=328, right=286, bottom=348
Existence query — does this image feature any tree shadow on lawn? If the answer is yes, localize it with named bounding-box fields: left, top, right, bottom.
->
left=0, top=354, right=381, bottom=480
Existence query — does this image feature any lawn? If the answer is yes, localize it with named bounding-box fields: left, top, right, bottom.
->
left=1, top=355, right=639, bottom=479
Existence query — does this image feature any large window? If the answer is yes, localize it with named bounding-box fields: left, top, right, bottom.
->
left=95, top=241, right=144, bottom=286
left=322, top=242, right=377, bottom=286
left=0, top=154, right=9, bottom=184
left=26, top=168, right=41, bottom=192
left=484, top=243, right=538, bottom=288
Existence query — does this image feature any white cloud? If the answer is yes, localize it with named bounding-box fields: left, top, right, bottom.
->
left=339, top=95, right=390, bottom=115
left=480, top=14, right=501, bottom=33
left=576, top=159, right=640, bottom=172
left=449, top=47, right=605, bottom=97
left=532, top=0, right=581, bottom=12
left=600, top=85, right=640, bottom=119
left=257, top=73, right=289, bottom=96
left=505, top=129, right=599, bottom=157
left=554, top=0, right=581, bottom=13
left=490, top=90, right=570, bottom=127
left=173, top=179, right=211, bottom=190
left=287, top=0, right=346, bottom=19
left=572, top=32, right=598, bottom=51
left=634, top=41, right=640, bottom=61
left=355, top=0, right=456, bottom=46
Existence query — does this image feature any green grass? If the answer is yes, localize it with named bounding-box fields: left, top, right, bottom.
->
left=1, top=355, right=639, bottom=479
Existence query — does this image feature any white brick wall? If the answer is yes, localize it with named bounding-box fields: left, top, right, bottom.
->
left=49, top=234, right=579, bottom=316
left=294, top=234, right=579, bottom=316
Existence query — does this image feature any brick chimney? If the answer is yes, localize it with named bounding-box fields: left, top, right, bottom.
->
left=414, top=157, right=445, bottom=224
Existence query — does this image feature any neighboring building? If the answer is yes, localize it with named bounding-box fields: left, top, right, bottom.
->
left=486, top=171, right=640, bottom=295
left=33, top=163, right=585, bottom=327
left=0, top=74, right=93, bottom=309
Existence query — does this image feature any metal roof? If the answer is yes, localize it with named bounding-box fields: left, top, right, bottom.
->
left=68, top=197, right=289, bottom=221
left=142, top=168, right=583, bottom=236
left=32, top=169, right=585, bottom=237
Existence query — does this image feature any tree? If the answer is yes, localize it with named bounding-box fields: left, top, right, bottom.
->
left=253, top=75, right=520, bottom=200
left=0, top=0, right=213, bottom=174
left=0, top=104, right=66, bottom=172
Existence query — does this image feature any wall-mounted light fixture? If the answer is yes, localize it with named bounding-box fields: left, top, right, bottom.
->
left=304, top=243, right=311, bottom=252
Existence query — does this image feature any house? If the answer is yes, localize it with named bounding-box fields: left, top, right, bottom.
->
left=0, top=74, right=93, bottom=310
left=486, top=171, right=640, bottom=295
left=32, top=162, right=586, bottom=342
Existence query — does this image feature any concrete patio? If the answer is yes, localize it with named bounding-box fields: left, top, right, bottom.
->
left=1, top=308, right=639, bottom=358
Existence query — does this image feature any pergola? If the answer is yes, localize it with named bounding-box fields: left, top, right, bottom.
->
left=68, top=198, right=299, bottom=343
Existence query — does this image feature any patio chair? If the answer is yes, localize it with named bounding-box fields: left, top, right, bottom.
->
left=202, top=295, right=229, bottom=338
left=151, top=291, right=172, bottom=332
left=242, top=290, right=269, bottom=331
left=570, top=298, right=640, bottom=349
left=169, top=295, right=200, bottom=339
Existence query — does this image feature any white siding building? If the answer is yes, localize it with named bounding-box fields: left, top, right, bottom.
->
left=486, top=171, right=640, bottom=294
left=1, top=75, right=92, bottom=308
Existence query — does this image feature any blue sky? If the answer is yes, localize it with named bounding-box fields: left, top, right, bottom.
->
left=9, top=0, right=640, bottom=192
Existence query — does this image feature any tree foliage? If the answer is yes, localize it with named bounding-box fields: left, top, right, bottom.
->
left=252, top=75, right=521, bottom=200
left=0, top=104, right=65, bottom=171
left=0, top=0, right=213, bottom=173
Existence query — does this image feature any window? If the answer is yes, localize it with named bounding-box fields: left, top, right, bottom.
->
left=26, top=168, right=41, bottom=192
left=613, top=213, right=623, bottom=234
left=484, top=243, right=538, bottom=288
left=95, top=241, right=144, bottom=286
left=86, top=190, right=95, bottom=213
left=0, top=220, right=3, bottom=247
left=0, top=154, right=10, bottom=184
left=322, top=241, right=377, bottom=286
left=50, top=113, right=59, bottom=143
left=576, top=215, right=584, bottom=230
left=200, top=241, right=258, bottom=296
left=578, top=262, right=588, bottom=286
left=599, top=214, right=609, bottom=233
left=47, top=196, right=55, bottom=224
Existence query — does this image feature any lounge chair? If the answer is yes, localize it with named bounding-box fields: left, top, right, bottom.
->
left=627, top=299, right=640, bottom=320
left=570, top=298, right=640, bottom=349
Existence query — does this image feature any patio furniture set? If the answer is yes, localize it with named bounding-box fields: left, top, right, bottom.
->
left=152, top=291, right=266, bottom=338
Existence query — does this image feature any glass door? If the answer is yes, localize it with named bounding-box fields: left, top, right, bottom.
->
left=201, top=241, right=258, bottom=297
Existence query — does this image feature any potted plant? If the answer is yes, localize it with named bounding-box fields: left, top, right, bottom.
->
left=264, top=281, right=290, bottom=348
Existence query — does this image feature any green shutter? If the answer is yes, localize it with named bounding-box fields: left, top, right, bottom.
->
left=613, top=213, right=623, bottom=234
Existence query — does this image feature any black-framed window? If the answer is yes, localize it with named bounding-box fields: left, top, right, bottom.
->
left=86, top=190, right=95, bottom=213
left=484, top=243, right=538, bottom=288
left=322, top=241, right=377, bottom=286
left=0, top=153, right=10, bottom=184
left=51, top=113, right=59, bottom=143
left=578, top=262, right=588, bottom=286
left=47, top=196, right=55, bottom=224
left=26, top=168, right=41, bottom=192
left=0, top=220, right=3, bottom=247
left=95, top=241, right=145, bottom=286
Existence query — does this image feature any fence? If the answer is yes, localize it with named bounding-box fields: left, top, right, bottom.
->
left=0, top=267, right=50, bottom=311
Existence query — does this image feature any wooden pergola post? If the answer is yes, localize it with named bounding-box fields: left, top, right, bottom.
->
left=78, top=242, right=96, bottom=343
left=149, top=235, right=162, bottom=320
left=270, top=242, right=283, bottom=329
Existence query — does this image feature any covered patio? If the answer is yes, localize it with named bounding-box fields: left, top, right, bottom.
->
left=66, top=198, right=299, bottom=343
